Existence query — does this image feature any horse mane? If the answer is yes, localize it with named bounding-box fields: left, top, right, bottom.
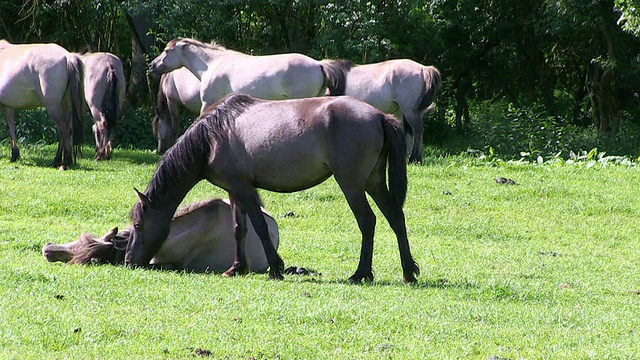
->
left=173, top=38, right=227, bottom=52
left=70, top=232, right=127, bottom=265
left=145, top=94, right=258, bottom=203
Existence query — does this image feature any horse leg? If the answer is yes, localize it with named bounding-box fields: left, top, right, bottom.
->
left=366, top=182, right=420, bottom=283
left=46, top=103, right=71, bottom=169
left=223, top=197, right=250, bottom=277
left=91, top=107, right=108, bottom=161
left=229, top=189, right=285, bottom=280
left=337, top=185, right=377, bottom=283
left=403, top=112, right=424, bottom=164
left=4, top=108, right=20, bottom=162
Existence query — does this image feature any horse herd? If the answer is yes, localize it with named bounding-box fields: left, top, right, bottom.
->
left=1, top=38, right=442, bottom=283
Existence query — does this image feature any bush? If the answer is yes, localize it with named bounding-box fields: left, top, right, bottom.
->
left=434, top=101, right=640, bottom=160
left=0, top=107, right=158, bottom=151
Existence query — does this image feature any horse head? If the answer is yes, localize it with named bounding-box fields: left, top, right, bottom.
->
left=150, top=39, right=186, bottom=75
left=42, top=227, right=129, bottom=265
left=125, top=189, right=172, bottom=267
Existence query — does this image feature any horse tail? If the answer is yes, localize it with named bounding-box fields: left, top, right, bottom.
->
left=382, top=114, right=408, bottom=207
left=417, top=66, right=442, bottom=113
left=104, top=66, right=119, bottom=135
left=67, top=54, right=85, bottom=161
left=319, top=59, right=354, bottom=96
left=152, top=75, right=171, bottom=136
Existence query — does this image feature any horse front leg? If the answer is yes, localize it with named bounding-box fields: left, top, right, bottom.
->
left=230, top=190, right=284, bottom=280
left=223, top=197, right=250, bottom=277
left=4, top=108, right=20, bottom=162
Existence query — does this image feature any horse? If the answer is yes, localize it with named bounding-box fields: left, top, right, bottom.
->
left=151, top=67, right=201, bottom=154
left=0, top=40, right=84, bottom=169
left=149, top=38, right=346, bottom=114
left=125, top=94, right=420, bottom=284
left=79, top=52, right=126, bottom=160
left=43, top=198, right=279, bottom=272
left=325, top=59, right=442, bottom=164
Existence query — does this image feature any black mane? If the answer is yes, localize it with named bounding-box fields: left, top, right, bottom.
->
left=145, top=94, right=259, bottom=204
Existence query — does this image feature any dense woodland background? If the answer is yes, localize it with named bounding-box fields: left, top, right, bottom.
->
left=1, top=0, right=640, bottom=159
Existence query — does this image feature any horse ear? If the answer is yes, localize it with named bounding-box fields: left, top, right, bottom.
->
left=134, top=188, right=150, bottom=207
left=98, top=227, right=118, bottom=243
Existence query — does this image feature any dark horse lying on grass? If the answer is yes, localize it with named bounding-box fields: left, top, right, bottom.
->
left=125, top=94, right=420, bottom=283
left=43, top=198, right=279, bottom=272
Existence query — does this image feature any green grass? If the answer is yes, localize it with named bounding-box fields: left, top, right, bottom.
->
left=1, top=144, right=640, bottom=359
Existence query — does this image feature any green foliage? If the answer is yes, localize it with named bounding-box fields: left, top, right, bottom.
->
left=431, top=101, right=640, bottom=160
left=113, top=107, right=157, bottom=150
left=0, top=107, right=158, bottom=151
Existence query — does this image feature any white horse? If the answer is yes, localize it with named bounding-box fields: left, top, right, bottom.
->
left=151, top=67, right=201, bottom=154
left=42, top=198, right=279, bottom=273
left=149, top=38, right=345, bottom=113
left=0, top=40, right=84, bottom=169
left=327, top=59, right=442, bottom=163
left=80, top=52, right=126, bottom=160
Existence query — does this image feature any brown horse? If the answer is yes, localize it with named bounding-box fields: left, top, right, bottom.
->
left=43, top=198, right=279, bottom=272
left=0, top=40, right=84, bottom=169
left=125, top=94, right=419, bottom=283
left=80, top=52, right=126, bottom=160
left=326, top=59, right=442, bottom=163
left=151, top=68, right=201, bottom=154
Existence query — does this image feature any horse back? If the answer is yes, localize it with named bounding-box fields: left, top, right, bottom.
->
left=216, top=96, right=386, bottom=192
left=206, top=52, right=325, bottom=101
left=0, top=42, right=73, bottom=108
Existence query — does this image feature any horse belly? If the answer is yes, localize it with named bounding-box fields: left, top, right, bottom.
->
left=0, top=85, right=42, bottom=109
left=252, top=147, right=332, bottom=192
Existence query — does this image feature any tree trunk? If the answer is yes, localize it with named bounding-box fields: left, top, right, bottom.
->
left=585, top=0, right=620, bottom=134
left=124, top=10, right=155, bottom=107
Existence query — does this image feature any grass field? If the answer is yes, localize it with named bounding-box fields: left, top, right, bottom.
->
left=1, top=144, right=639, bottom=359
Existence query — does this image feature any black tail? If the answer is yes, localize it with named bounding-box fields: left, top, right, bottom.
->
left=320, top=59, right=354, bottom=96
left=417, top=66, right=442, bottom=113
left=67, top=55, right=85, bottom=162
left=382, top=115, right=408, bottom=207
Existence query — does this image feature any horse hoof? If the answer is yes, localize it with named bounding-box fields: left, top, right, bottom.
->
left=269, top=268, right=284, bottom=280
left=403, top=275, right=418, bottom=284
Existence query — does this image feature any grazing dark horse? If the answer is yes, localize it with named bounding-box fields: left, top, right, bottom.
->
left=0, top=40, right=84, bottom=169
left=151, top=68, right=201, bottom=154
left=43, top=198, right=279, bottom=272
left=80, top=52, right=126, bottom=160
left=125, top=94, right=419, bottom=283
left=326, top=59, right=442, bottom=163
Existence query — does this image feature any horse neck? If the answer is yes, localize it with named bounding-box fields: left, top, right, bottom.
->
left=182, top=45, right=219, bottom=79
left=145, top=151, right=205, bottom=219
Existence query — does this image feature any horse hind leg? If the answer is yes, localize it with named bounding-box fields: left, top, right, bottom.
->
left=90, top=107, right=109, bottom=161
left=4, top=108, right=20, bottom=162
left=366, top=181, right=419, bottom=283
left=336, top=184, right=377, bottom=283
left=403, top=112, right=424, bottom=164
left=46, top=103, right=72, bottom=169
